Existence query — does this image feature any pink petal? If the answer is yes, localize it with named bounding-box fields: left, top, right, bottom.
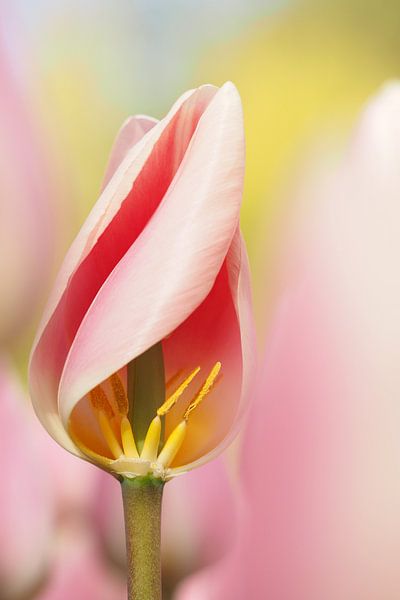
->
left=0, top=31, right=55, bottom=341
left=38, top=528, right=125, bottom=600
left=101, top=115, right=158, bottom=190
left=0, top=357, right=55, bottom=598
left=38, top=430, right=100, bottom=518
left=162, top=457, right=237, bottom=585
left=30, top=83, right=248, bottom=463
left=161, top=229, right=255, bottom=469
left=178, top=82, right=400, bottom=599
left=59, top=82, right=244, bottom=424
left=30, top=85, right=217, bottom=450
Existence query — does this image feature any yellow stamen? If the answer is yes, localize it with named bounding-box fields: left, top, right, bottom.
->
left=109, top=373, right=128, bottom=415
left=89, top=385, right=114, bottom=420
left=69, top=424, right=116, bottom=468
left=120, top=416, right=139, bottom=458
left=157, top=366, right=201, bottom=416
left=157, top=421, right=187, bottom=468
left=140, top=416, right=161, bottom=461
left=183, top=361, right=222, bottom=420
left=97, top=409, right=123, bottom=459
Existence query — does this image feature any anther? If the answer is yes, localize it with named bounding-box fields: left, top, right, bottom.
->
left=90, top=385, right=114, bottom=420
left=183, top=361, right=221, bottom=420
left=109, top=373, right=128, bottom=415
left=157, top=366, right=201, bottom=416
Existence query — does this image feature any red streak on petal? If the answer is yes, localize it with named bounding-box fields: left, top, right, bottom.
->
left=32, top=88, right=215, bottom=405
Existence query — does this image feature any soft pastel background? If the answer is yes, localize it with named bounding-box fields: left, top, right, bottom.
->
left=2, top=1, right=400, bottom=598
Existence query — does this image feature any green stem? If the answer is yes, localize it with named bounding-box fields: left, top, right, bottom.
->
left=121, top=476, right=165, bottom=600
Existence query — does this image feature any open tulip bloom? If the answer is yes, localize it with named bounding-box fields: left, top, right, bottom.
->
left=29, top=82, right=255, bottom=598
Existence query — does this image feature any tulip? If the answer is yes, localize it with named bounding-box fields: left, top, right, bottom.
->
left=0, top=30, right=55, bottom=344
left=29, top=82, right=255, bottom=598
left=0, top=357, right=54, bottom=599
left=39, top=527, right=125, bottom=600
left=177, top=82, right=400, bottom=599
left=0, top=358, right=124, bottom=600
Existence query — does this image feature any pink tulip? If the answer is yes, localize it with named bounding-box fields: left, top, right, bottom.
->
left=0, top=357, right=108, bottom=599
left=0, top=28, right=55, bottom=343
left=38, top=428, right=101, bottom=521
left=37, top=526, right=125, bottom=600
left=0, top=357, right=55, bottom=599
left=29, top=82, right=255, bottom=480
left=177, top=82, right=400, bottom=599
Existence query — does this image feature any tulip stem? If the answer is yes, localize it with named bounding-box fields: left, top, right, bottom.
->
left=121, top=476, right=164, bottom=600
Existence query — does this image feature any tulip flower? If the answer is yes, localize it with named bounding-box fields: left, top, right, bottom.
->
left=0, top=357, right=54, bottom=599
left=0, top=356, right=121, bottom=599
left=29, top=82, right=255, bottom=598
left=0, top=30, right=55, bottom=344
left=177, top=82, right=400, bottom=599
left=39, top=527, right=125, bottom=600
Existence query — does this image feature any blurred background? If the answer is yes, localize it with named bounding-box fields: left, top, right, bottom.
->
left=2, top=1, right=400, bottom=598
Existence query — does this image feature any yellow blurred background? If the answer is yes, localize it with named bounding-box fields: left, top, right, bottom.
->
left=6, top=0, right=400, bottom=354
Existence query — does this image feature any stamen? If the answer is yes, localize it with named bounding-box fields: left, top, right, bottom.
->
left=109, top=373, right=128, bottom=415
left=120, top=416, right=139, bottom=458
left=157, top=366, right=201, bottom=416
left=157, top=421, right=187, bottom=468
left=183, top=361, right=222, bottom=420
left=140, top=416, right=161, bottom=461
left=97, top=409, right=123, bottom=459
left=89, top=385, right=114, bottom=420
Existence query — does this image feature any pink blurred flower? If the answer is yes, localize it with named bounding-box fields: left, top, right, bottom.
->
left=177, top=82, right=400, bottom=599
left=29, top=82, right=255, bottom=480
left=37, top=527, right=124, bottom=600
left=0, top=33, right=55, bottom=343
left=0, top=357, right=123, bottom=599
left=0, top=357, right=54, bottom=598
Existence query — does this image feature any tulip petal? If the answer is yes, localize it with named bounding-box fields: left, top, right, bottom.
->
left=30, top=84, right=218, bottom=452
left=32, top=85, right=214, bottom=349
left=178, top=82, right=400, bottom=599
left=160, top=229, right=256, bottom=470
left=0, top=36, right=55, bottom=341
left=59, top=82, right=245, bottom=431
left=101, top=115, right=158, bottom=191
left=0, top=358, right=54, bottom=598
left=39, top=528, right=125, bottom=600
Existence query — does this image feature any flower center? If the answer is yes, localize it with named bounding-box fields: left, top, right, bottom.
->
left=72, top=361, right=221, bottom=474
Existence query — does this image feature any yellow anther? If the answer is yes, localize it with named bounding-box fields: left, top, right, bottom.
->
left=120, top=416, right=139, bottom=458
left=157, top=421, right=187, bottom=468
left=140, top=416, right=162, bottom=461
left=157, top=366, right=201, bottom=416
left=109, top=373, right=128, bottom=415
left=97, top=409, right=123, bottom=459
left=183, top=361, right=222, bottom=420
left=90, top=386, right=114, bottom=420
